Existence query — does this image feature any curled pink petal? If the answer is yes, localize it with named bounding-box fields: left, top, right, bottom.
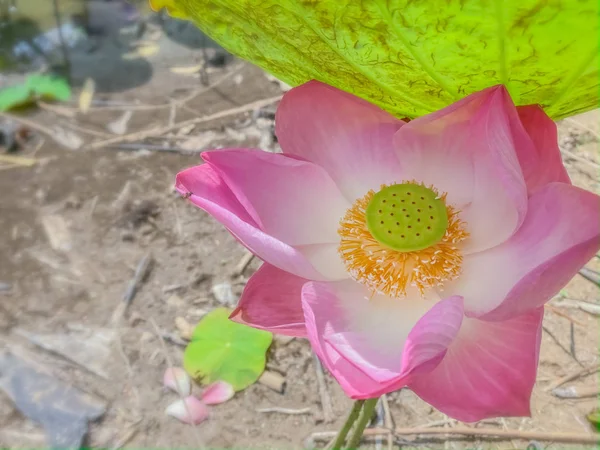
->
left=230, top=263, right=307, bottom=337
left=176, top=162, right=344, bottom=281
left=201, top=381, right=234, bottom=405
left=516, top=105, right=571, bottom=192
left=276, top=80, right=405, bottom=200
left=394, top=85, right=528, bottom=253
left=165, top=396, right=209, bottom=425
left=202, top=149, right=349, bottom=246
left=409, top=308, right=543, bottom=422
left=456, top=183, right=600, bottom=319
left=163, top=367, right=191, bottom=396
left=302, top=279, right=464, bottom=398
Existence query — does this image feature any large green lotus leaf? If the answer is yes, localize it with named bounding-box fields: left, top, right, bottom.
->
left=183, top=308, right=272, bottom=391
left=151, top=0, right=598, bottom=120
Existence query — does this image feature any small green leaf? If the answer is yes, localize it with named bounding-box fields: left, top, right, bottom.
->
left=0, top=84, right=33, bottom=111
left=166, top=0, right=598, bottom=120
left=184, top=308, right=272, bottom=391
left=27, top=74, right=71, bottom=102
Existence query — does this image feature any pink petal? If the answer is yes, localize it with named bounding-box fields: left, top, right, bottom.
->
left=516, top=105, right=571, bottom=193
left=230, top=263, right=307, bottom=337
left=394, top=85, right=528, bottom=253
left=458, top=183, right=600, bottom=320
left=201, top=381, right=234, bottom=405
left=202, top=149, right=349, bottom=245
left=302, top=280, right=464, bottom=398
left=176, top=163, right=344, bottom=281
left=409, top=308, right=543, bottom=422
left=165, top=396, right=209, bottom=425
left=276, top=80, right=405, bottom=201
left=163, top=367, right=191, bottom=395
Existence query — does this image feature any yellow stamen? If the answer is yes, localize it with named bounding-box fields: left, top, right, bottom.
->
left=338, top=182, right=469, bottom=298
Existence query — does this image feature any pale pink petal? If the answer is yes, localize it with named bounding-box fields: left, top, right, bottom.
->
left=203, top=149, right=349, bottom=245
left=394, top=85, right=528, bottom=253
left=454, top=183, right=600, bottom=319
left=409, top=308, right=543, bottom=422
left=230, top=263, right=307, bottom=337
left=302, top=280, right=464, bottom=398
left=201, top=381, right=234, bottom=405
left=165, top=396, right=209, bottom=425
left=276, top=80, right=405, bottom=201
left=163, top=367, right=191, bottom=396
left=176, top=163, right=345, bottom=281
left=516, top=105, right=571, bottom=192
left=296, top=243, right=348, bottom=280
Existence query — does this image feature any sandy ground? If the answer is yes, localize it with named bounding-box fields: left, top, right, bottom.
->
left=1, top=12, right=599, bottom=450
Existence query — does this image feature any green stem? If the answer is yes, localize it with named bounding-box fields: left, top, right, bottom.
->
left=345, top=398, right=379, bottom=449
left=331, top=400, right=364, bottom=450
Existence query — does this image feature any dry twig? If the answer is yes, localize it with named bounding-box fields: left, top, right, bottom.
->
left=554, top=298, right=600, bottom=316
left=578, top=267, right=600, bottom=287
left=391, top=426, right=600, bottom=445
left=256, top=407, right=312, bottom=415
left=542, top=325, right=583, bottom=367
left=234, top=250, right=255, bottom=276
left=311, top=426, right=600, bottom=445
left=544, top=304, right=585, bottom=326
left=0, top=111, right=55, bottom=137
left=545, top=363, right=600, bottom=392
left=312, top=352, right=334, bottom=423
left=89, top=64, right=245, bottom=112
left=111, top=253, right=153, bottom=323
left=552, top=385, right=599, bottom=399
left=560, top=147, right=600, bottom=170
left=0, top=154, right=37, bottom=167
left=88, top=95, right=283, bottom=150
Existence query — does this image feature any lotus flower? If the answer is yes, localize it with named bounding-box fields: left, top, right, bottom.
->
left=176, top=82, right=600, bottom=421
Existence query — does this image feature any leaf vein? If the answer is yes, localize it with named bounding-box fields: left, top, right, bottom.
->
left=289, top=1, right=435, bottom=113
left=374, top=0, right=459, bottom=100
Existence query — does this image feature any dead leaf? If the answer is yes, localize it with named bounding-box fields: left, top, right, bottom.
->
left=51, top=126, right=83, bottom=150
left=170, top=64, right=203, bottom=75
left=107, top=111, right=133, bottom=135
left=40, top=214, right=71, bottom=252
left=78, top=78, right=95, bottom=114
left=122, top=44, right=159, bottom=60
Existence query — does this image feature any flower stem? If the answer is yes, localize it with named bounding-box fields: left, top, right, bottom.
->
left=345, top=397, right=379, bottom=449
left=331, top=400, right=364, bottom=450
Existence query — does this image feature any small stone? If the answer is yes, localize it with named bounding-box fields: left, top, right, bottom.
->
left=139, top=224, right=154, bottom=236
left=211, top=282, right=237, bottom=306
left=120, top=230, right=135, bottom=242
left=166, top=294, right=185, bottom=308
left=187, top=308, right=208, bottom=319
left=190, top=273, right=210, bottom=287
left=140, top=331, right=154, bottom=343
left=128, top=312, right=143, bottom=327
left=175, top=317, right=194, bottom=340
left=64, top=194, right=82, bottom=209
left=233, top=74, right=244, bottom=85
